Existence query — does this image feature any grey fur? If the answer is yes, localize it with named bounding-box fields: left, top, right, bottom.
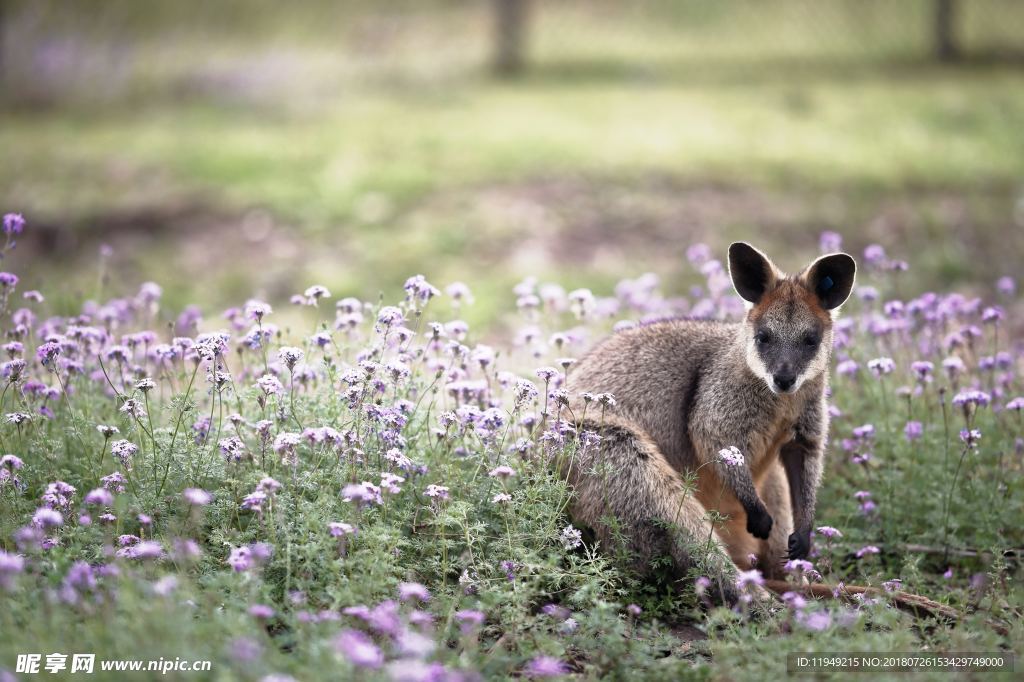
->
left=561, top=243, right=855, bottom=604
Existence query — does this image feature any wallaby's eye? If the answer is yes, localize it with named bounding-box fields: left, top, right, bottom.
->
left=755, top=330, right=771, bottom=345
left=803, top=334, right=820, bottom=347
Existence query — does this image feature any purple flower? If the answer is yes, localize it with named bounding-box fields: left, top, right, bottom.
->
left=819, top=231, right=842, bottom=253
left=1, top=454, right=24, bottom=470
left=525, top=656, right=569, bottom=678
left=784, top=559, right=815, bottom=575
left=303, top=284, right=331, bottom=305
left=101, top=471, right=126, bottom=493
left=228, top=546, right=252, bottom=572
left=35, top=341, right=60, bottom=367
left=717, top=446, right=745, bottom=467
left=488, top=465, right=516, bottom=480
left=40, top=480, right=76, bottom=511
left=0, top=272, right=18, bottom=289
left=952, top=390, right=991, bottom=408
left=882, top=578, right=903, bottom=593
left=395, top=630, right=436, bottom=660
left=329, top=521, right=357, bottom=537
left=120, top=540, right=164, bottom=560
left=404, top=275, right=441, bottom=304
left=981, top=306, right=1004, bottom=324
left=258, top=477, right=282, bottom=492
left=996, top=276, right=1015, bottom=296
left=110, top=440, right=138, bottom=470
left=375, top=306, right=405, bottom=333
left=1, top=359, right=25, bottom=380
left=686, top=243, right=712, bottom=265
left=423, top=484, right=449, bottom=501
left=852, top=424, right=875, bottom=440
left=796, top=609, right=832, bottom=632
left=910, top=360, right=933, bottom=377
left=83, top=488, right=114, bottom=506
left=904, top=421, right=923, bottom=441
left=0, top=550, right=25, bottom=590
left=864, top=244, right=887, bottom=266
left=120, top=399, right=146, bottom=419
left=560, top=525, right=582, bottom=550
left=398, top=582, right=430, bottom=603
left=736, top=569, right=764, bottom=590
left=241, top=490, right=268, bottom=513
left=943, top=356, right=966, bottom=377
left=867, top=357, right=895, bottom=377
left=183, top=488, right=213, bottom=506
left=342, top=482, right=383, bottom=507
left=535, top=367, right=559, bottom=383
left=257, top=374, right=284, bottom=395
left=3, top=213, right=25, bottom=235
left=172, top=538, right=202, bottom=562
left=33, top=507, right=63, bottom=528
left=542, top=604, right=571, bottom=621
left=334, top=630, right=383, bottom=669
left=454, top=609, right=485, bottom=633
left=855, top=545, right=880, bottom=559
left=278, top=346, right=304, bottom=370
left=380, top=473, right=405, bottom=495
left=782, top=591, right=807, bottom=610
left=228, top=637, right=263, bottom=664
left=244, top=299, right=272, bottom=321
left=959, top=429, right=982, bottom=448
left=219, top=436, right=246, bottom=463
left=248, top=604, right=275, bottom=619
left=836, top=359, right=859, bottom=378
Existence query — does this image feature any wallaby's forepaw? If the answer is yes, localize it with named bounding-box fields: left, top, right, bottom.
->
left=787, top=531, right=811, bottom=560
left=745, top=505, right=773, bottom=540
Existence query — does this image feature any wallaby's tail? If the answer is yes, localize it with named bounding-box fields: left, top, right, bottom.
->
left=763, top=580, right=1009, bottom=636
left=560, top=417, right=743, bottom=606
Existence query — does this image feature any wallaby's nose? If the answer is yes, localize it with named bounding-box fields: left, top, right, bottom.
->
left=773, top=373, right=796, bottom=392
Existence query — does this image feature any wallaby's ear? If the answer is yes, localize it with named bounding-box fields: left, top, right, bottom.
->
left=802, top=253, right=856, bottom=310
left=728, top=242, right=779, bottom=304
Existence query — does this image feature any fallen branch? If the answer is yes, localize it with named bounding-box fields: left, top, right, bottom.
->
left=762, top=580, right=1009, bottom=636
left=824, top=543, right=1022, bottom=561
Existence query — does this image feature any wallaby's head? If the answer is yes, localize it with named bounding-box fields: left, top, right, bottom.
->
left=728, top=242, right=856, bottom=395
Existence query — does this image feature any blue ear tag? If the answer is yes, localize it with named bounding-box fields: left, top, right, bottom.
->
left=818, top=275, right=834, bottom=294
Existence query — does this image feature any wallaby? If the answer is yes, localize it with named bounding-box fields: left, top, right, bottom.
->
left=561, top=242, right=856, bottom=605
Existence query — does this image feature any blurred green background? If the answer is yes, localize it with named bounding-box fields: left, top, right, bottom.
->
left=2, top=0, right=1023, bottom=326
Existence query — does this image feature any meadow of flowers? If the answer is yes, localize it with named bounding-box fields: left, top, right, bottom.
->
left=0, top=213, right=1020, bottom=681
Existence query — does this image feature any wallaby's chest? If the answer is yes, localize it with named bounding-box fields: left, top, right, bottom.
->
left=746, top=401, right=802, bottom=482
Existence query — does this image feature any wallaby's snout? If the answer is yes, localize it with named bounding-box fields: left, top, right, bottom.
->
left=773, top=369, right=796, bottom=393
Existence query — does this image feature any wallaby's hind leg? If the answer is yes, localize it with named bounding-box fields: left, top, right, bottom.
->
left=560, top=418, right=742, bottom=606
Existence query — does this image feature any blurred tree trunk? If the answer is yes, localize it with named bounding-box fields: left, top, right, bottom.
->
left=934, top=0, right=960, bottom=62
left=493, top=0, right=529, bottom=76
